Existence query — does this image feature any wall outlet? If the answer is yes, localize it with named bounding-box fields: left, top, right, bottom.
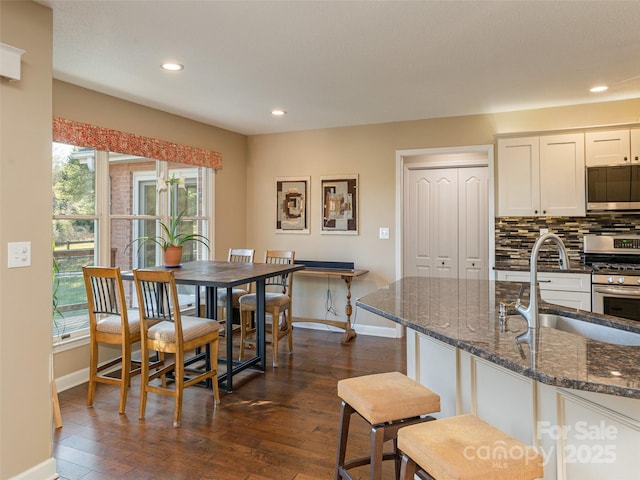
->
left=379, top=227, right=390, bottom=240
left=540, top=228, right=549, bottom=235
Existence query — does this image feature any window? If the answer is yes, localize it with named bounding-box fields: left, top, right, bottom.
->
left=52, top=144, right=212, bottom=342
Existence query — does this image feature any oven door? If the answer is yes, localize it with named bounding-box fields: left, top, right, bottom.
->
left=592, top=284, right=640, bottom=322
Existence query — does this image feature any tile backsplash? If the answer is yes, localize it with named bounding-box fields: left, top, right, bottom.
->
left=495, top=214, right=640, bottom=264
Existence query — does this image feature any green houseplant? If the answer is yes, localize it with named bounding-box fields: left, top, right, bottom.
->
left=128, top=174, right=209, bottom=266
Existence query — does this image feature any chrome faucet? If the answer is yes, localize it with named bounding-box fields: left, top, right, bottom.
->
left=515, top=232, right=569, bottom=330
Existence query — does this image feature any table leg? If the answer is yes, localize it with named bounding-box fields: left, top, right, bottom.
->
left=224, top=287, right=234, bottom=392
left=340, top=276, right=357, bottom=344
left=256, top=279, right=267, bottom=369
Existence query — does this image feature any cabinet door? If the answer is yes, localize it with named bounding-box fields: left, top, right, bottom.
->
left=498, top=137, right=540, bottom=216
left=585, top=130, right=630, bottom=166
left=631, top=129, right=640, bottom=163
left=540, top=133, right=585, bottom=216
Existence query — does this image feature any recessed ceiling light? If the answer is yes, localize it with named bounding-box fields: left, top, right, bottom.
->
left=161, top=63, right=184, bottom=71
left=271, top=110, right=286, bottom=116
left=590, top=85, right=608, bottom=93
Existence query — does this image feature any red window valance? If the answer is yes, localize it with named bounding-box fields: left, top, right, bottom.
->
left=53, top=117, right=222, bottom=170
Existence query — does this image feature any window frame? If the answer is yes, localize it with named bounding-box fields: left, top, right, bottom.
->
left=53, top=146, right=214, bottom=345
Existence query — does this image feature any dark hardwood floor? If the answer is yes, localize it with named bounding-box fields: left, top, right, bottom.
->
left=54, top=327, right=406, bottom=480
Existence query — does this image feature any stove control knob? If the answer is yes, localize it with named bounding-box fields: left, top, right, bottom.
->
left=608, top=276, right=614, bottom=283
left=618, top=277, right=625, bottom=284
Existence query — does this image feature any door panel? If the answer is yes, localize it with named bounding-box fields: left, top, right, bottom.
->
left=404, top=164, right=488, bottom=280
left=434, top=171, right=458, bottom=278
left=459, top=168, right=488, bottom=280
left=405, top=175, right=432, bottom=277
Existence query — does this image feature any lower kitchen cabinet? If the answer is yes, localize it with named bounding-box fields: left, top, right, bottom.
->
left=495, top=270, right=592, bottom=311
left=406, top=331, right=640, bottom=480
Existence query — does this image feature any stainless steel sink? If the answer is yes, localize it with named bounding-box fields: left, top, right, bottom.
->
left=536, top=314, right=640, bottom=346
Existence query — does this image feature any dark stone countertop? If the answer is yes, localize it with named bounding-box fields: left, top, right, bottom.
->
left=356, top=277, right=640, bottom=399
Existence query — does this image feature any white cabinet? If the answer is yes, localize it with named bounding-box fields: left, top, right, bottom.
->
left=495, top=270, right=591, bottom=311
left=407, top=332, right=640, bottom=480
left=498, top=133, right=585, bottom=217
left=585, top=128, right=640, bottom=166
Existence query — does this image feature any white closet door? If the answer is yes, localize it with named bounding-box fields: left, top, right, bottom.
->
left=432, top=169, right=459, bottom=278
left=405, top=171, right=432, bottom=277
left=404, top=166, right=488, bottom=281
left=404, top=168, right=458, bottom=278
left=458, top=167, right=489, bottom=280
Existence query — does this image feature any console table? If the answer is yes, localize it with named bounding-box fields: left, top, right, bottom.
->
left=293, top=263, right=368, bottom=343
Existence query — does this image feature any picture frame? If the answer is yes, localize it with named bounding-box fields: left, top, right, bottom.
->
left=275, top=176, right=310, bottom=234
left=320, top=174, right=358, bottom=235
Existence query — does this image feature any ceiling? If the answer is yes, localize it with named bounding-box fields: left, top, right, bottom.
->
left=38, top=0, right=640, bottom=136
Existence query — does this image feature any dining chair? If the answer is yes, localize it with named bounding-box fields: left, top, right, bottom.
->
left=200, top=248, right=255, bottom=326
left=133, top=268, right=221, bottom=427
left=238, top=250, right=295, bottom=367
left=83, top=266, right=161, bottom=414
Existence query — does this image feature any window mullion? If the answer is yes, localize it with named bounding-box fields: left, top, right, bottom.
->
left=96, top=150, right=110, bottom=266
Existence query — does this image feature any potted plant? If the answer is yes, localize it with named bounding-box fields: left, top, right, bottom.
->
left=128, top=174, right=209, bottom=267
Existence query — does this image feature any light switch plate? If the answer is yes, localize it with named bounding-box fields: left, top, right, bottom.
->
left=8, top=241, right=31, bottom=268
left=379, top=227, right=390, bottom=240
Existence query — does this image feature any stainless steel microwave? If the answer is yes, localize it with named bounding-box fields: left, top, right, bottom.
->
left=586, top=165, right=640, bottom=211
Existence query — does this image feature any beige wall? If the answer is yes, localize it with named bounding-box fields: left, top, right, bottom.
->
left=247, top=99, right=640, bottom=328
left=0, top=1, right=54, bottom=478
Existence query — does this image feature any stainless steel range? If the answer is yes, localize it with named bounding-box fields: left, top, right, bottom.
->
left=584, top=234, right=640, bottom=322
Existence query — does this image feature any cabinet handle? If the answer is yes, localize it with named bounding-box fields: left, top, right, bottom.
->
left=534, top=210, right=538, bottom=214
left=635, top=156, right=639, bottom=162
left=543, top=210, right=547, bottom=214
left=624, top=156, right=628, bottom=161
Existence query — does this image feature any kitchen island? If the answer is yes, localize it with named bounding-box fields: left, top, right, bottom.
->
left=356, top=277, right=640, bottom=480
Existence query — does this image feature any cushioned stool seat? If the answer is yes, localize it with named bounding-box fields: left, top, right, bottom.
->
left=335, top=371, right=441, bottom=480
left=398, top=414, right=544, bottom=480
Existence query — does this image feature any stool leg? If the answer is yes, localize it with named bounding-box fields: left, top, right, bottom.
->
left=393, top=438, right=401, bottom=480
left=370, top=424, right=385, bottom=480
left=335, top=400, right=353, bottom=480
left=399, top=453, right=416, bottom=480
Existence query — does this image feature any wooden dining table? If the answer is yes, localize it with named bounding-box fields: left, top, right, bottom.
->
left=123, top=260, right=305, bottom=392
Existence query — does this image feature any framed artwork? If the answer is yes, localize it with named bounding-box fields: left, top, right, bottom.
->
left=275, top=176, right=309, bottom=234
left=321, top=174, right=358, bottom=234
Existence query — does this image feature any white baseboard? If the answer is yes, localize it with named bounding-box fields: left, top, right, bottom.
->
left=9, top=457, right=57, bottom=480
left=55, top=367, right=89, bottom=393
left=292, top=321, right=399, bottom=338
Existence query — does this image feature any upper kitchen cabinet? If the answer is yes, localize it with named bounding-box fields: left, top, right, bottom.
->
left=586, top=128, right=640, bottom=166
left=498, top=133, right=585, bottom=217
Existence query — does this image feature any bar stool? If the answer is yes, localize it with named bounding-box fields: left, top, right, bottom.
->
left=335, top=371, right=441, bottom=480
left=398, top=414, right=544, bottom=480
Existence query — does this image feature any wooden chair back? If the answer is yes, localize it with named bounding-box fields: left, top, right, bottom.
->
left=133, top=269, right=184, bottom=342
left=228, top=248, right=255, bottom=263
left=228, top=248, right=256, bottom=293
left=264, top=250, right=295, bottom=295
left=83, top=266, right=131, bottom=339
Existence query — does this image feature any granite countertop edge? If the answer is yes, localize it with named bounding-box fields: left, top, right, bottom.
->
left=357, top=281, right=640, bottom=400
